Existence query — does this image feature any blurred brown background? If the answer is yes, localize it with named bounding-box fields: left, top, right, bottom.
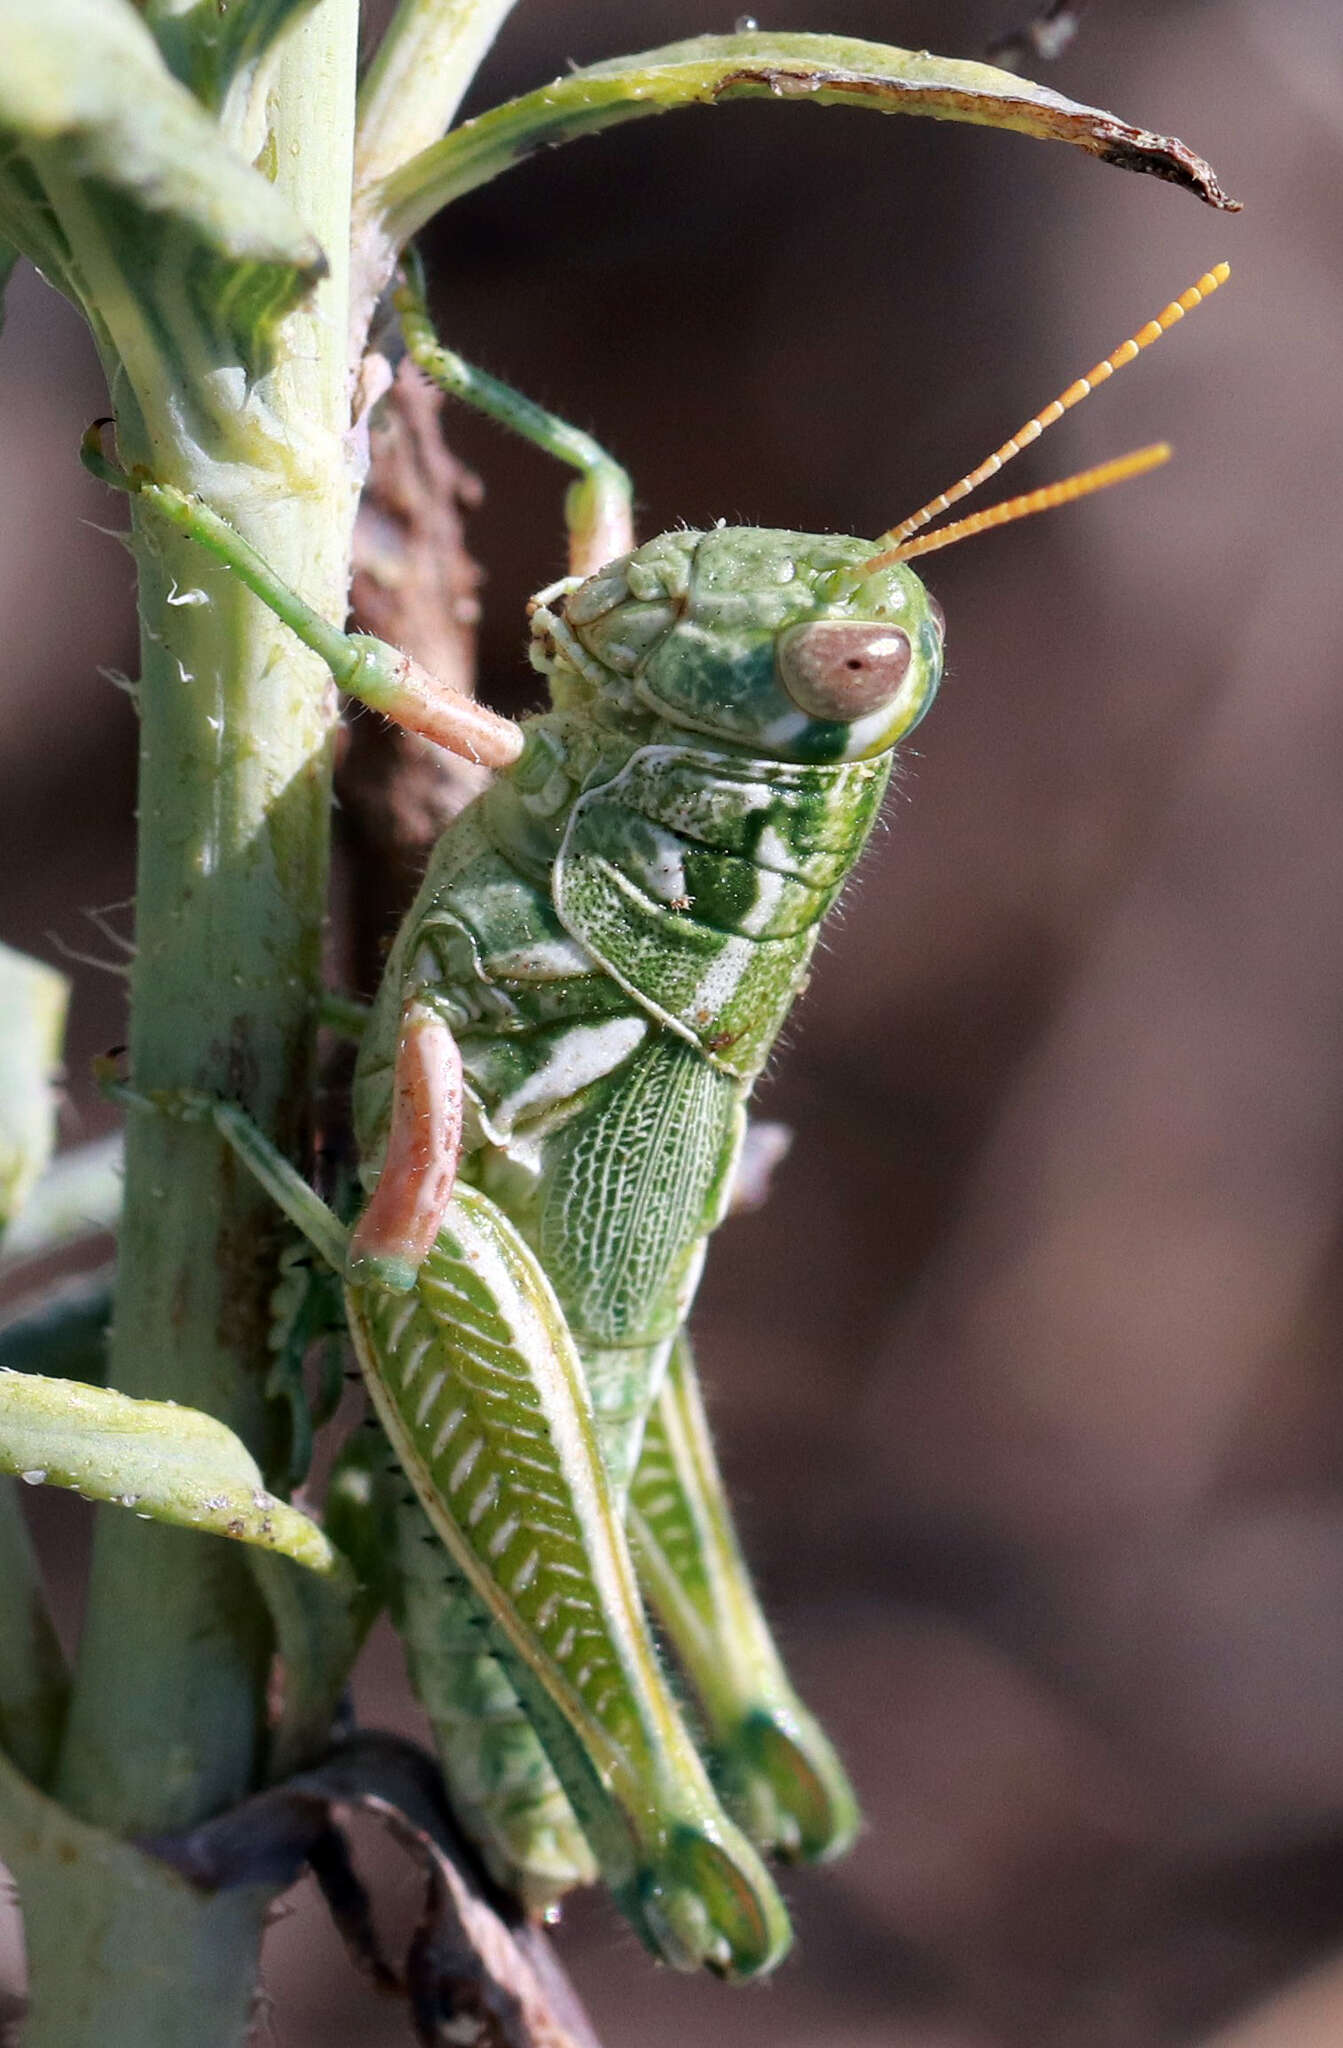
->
left=3, top=1, right=1341, bottom=2042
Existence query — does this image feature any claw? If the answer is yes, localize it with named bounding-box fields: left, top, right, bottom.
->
left=724, top=1708, right=860, bottom=1864
left=631, top=1820, right=792, bottom=1979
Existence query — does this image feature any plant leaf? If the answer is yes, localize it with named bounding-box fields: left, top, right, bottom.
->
left=144, top=0, right=324, bottom=110
left=0, top=1371, right=352, bottom=1586
left=0, top=0, right=325, bottom=378
left=374, top=29, right=1240, bottom=246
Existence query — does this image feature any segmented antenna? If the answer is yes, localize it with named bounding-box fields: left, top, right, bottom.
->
left=867, top=444, right=1170, bottom=569
left=872, top=262, right=1229, bottom=554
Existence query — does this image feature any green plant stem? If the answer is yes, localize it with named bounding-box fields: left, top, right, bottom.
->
left=50, top=0, right=361, bottom=1859
left=2, top=1750, right=273, bottom=2048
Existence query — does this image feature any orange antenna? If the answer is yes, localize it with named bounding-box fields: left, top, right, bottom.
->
left=867, top=444, right=1170, bottom=569
left=875, top=262, right=1229, bottom=550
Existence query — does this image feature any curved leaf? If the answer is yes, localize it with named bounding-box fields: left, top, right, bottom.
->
left=0, top=0, right=324, bottom=378
left=0, top=1371, right=351, bottom=1585
left=375, top=29, right=1240, bottom=246
left=145, top=0, right=323, bottom=109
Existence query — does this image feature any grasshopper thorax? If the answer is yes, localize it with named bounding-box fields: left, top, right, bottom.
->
left=536, top=526, right=944, bottom=765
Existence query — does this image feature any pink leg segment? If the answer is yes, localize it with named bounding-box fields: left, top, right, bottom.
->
left=349, top=1002, right=463, bottom=1290
left=368, top=651, right=524, bottom=769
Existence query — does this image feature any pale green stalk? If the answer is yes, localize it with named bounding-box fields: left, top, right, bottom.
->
left=2, top=1750, right=277, bottom=2048
left=56, top=0, right=360, bottom=1837
left=10, top=6, right=363, bottom=2042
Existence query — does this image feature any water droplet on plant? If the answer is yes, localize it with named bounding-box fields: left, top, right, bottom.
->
left=735, top=14, right=759, bottom=28
left=20, top=1470, right=46, bottom=1486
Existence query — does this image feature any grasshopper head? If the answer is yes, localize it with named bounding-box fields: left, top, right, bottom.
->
left=559, top=526, right=944, bottom=763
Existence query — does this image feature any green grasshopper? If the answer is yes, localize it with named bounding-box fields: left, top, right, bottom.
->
left=90, top=258, right=1227, bottom=1978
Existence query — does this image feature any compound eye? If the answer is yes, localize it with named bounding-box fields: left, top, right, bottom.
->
left=776, top=621, right=913, bottom=721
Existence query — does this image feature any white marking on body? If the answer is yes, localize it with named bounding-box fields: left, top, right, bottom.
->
left=386, top=1300, right=418, bottom=1351
left=420, top=1275, right=474, bottom=1316
left=555, top=1626, right=577, bottom=1662
left=637, top=824, right=689, bottom=905
left=431, top=1404, right=466, bottom=1459
left=847, top=689, right=913, bottom=757
left=737, top=865, right=787, bottom=938
left=686, top=935, right=753, bottom=1027
left=399, top=1336, right=431, bottom=1389
left=511, top=1549, right=540, bottom=1593
left=486, top=935, right=593, bottom=979
left=489, top=1016, right=646, bottom=1132
left=449, top=1439, right=483, bottom=1490
left=755, top=706, right=812, bottom=753
left=486, top=1515, right=519, bottom=1557
left=505, top=1450, right=555, bottom=1473
left=535, top=1591, right=559, bottom=1629
left=414, top=1369, right=446, bottom=1425
left=637, top=1491, right=680, bottom=1518
left=753, top=823, right=792, bottom=873
left=467, top=1476, right=500, bottom=1526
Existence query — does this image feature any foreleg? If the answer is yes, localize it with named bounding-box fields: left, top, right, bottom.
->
left=395, top=253, right=633, bottom=577
left=81, top=425, right=523, bottom=769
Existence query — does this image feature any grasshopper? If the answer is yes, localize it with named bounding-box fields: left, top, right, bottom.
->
left=89, top=258, right=1227, bottom=1978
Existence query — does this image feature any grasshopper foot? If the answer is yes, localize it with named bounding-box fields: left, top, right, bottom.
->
left=725, top=1706, right=861, bottom=1864
left=630, top=1820, right=792, bottom=1979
